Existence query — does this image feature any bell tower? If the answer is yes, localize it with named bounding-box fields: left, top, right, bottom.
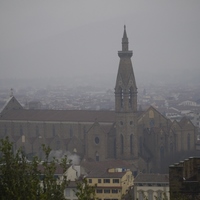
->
left=115, top=26, right=138, bottom=160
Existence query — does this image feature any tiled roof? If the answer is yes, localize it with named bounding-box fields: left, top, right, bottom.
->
left=135, top=173, right=169, bottom=183
left=81, top=160, right=132, bottom=178
left=0, top=109, right=115, bottom=123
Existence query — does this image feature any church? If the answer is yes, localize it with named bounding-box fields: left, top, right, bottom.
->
left=0, top=27, right=197, bottom=173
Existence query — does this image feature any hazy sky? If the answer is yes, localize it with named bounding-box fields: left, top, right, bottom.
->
left=0, top=1, right=200, bottom=87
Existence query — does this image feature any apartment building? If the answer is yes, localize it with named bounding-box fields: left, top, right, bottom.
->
left=87, top=168, right=134, bottom=200
left=134, top=173, right=169, bottom=200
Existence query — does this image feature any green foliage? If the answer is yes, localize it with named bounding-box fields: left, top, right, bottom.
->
left=0, top=137, right=69, bottom=200
left=75, top=178, right=97, bottom=200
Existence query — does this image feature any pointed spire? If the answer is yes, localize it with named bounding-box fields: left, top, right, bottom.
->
left=122, top=25, right=129, bottom=51
left=123, top=25, right=128, bottom=39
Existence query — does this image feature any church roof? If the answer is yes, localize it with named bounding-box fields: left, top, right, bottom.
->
left=0, top=109, right=115, bottom=123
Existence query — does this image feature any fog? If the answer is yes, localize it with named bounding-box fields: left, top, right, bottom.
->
left=0, top=1, right=200, bottom=89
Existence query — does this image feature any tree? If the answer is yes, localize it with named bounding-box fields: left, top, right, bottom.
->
left=0, top=137, right=69, bottom=200
left=75, top=177, right=97, bottom=200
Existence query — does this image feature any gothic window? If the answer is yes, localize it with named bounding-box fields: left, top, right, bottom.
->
left=120, top=88, right=124, bottom=108
left=170, top=143, right=173, bottom=153
left=149, top=110, right=154, bottom=118
left=187, top=133, right=190, bottom=150
left=129, top=87, right=133, bottom=108
left=160, top=146, right=164, bottom=158
left=121, top=134, right=124, bottom=154
left=20, top=125, right=23, bottom=136
left=95, top=151, right=99, bottom=161
left=130, top=134, right=133, bottom=154
left=149, top=119, right=155, bottom=128
left=95, top=137, right=100, bottom=144
left=52, top=125, right=56, bottom=137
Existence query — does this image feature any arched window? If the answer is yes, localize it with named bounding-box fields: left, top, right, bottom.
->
left=129, top=87, right=133, bottom=108
left=120, top=88, right=124, bottom=108
left=148, top=190, right=153, bottom=200
left=160, top=146, right=164, bottom=158
left=95, top=151, right=99, bottom=161
left=130, top=134, right=133, bottom=154
left=170, top=143, right=173, bottom=153
left=121, top=134, right=124, bottom=154
left=187, top=133, right=190, bottom=150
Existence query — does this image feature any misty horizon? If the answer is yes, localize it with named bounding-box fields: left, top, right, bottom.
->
left=0, top=1, right=200, bottom=90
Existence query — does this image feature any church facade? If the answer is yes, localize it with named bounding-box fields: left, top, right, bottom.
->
left=0, top=27, right=197, bottom=173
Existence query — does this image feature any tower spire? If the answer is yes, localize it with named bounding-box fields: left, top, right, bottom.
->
left=122, top=25, right=128, bottom=51
left=115, top=26, right=138, bottom=160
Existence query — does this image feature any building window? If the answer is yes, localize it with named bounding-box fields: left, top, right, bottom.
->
left=148, top=190, right=153, bottom=200
left=149, top=119, right=155, bottom=127
left=149, top=110, right=154, bottom=118
left=89, top=179, right=92, bottom=183
left=157, top=191, right=162, bottom=200
left=120, top=88, right=124, bottom=108
left=138, top=191, right=144, bottom=200
left=98, top=179, right=101, bottom=183
left=103, top=179, right=110, bottom=183
left=129, top=87, right=133, bottom=108
left=121, top=134, right=124, bottom=154
left=65, top=188, right=70, bottom=197
left=95, top=137, right=100, bottom=144
left=113, top=179, right=119, bottom=183
left=170, top=143, right=173, bottom=153
left=73, top=189, right=77, bottom=197
left=112, top=189, right=118, bottom=193
left=104, top=189, right=110, bottom=193
left=96, top=189, right=102, bottom=193
left=95, top=151, right=99, bottom=161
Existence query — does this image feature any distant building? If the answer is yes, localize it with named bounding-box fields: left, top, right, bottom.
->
left=0, top=26, right=198, bottom=174
left=169, top=157, right=200, bottom=199
left=134, top=173, right=169, bottom=200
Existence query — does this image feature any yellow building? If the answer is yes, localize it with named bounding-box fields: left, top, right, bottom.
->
left=87, top=167, right=134, bottom=200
